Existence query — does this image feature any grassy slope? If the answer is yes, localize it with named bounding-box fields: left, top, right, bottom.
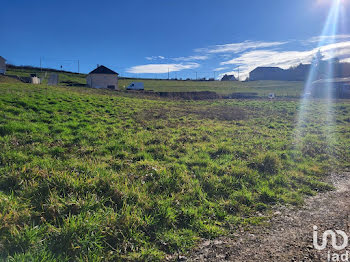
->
left=0, top=75, right=22, bottom=84
left=119, top=79, right=304, bottom=96
left=0, top=81, right=349, bottom=261
left=6, top=67, right=304, bottom=96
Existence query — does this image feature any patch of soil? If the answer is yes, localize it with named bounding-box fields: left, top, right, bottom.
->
left=136, top=105, right=247, bottom=123
left=158, top=91, right=220, bottom=100
left=125, top=91, right=220, bottom=100
left=187, top=172, right=350, bottom=262
left=60, top=80, right=86, bottom=87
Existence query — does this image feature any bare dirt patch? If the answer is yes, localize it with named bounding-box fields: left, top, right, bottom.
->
left=187, top=172, right=350, bottom=262
left=136, top=105, right=247, bottom=123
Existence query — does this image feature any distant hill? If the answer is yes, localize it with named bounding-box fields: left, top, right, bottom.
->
left=7, top=64, right=83, bottom=75
left=4, top=63, right=304, bottom=96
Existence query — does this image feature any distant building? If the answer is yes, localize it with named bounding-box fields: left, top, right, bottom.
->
left=249, top=67, right=285, bottom=81
left=249, top=61, right=350, bottom=82
left=48, top=73, right=59, bottom=86
left=86, top=65, right=119, bottom=90
left=31, top=77, right=41, bottom=84
left=127, top=82, right=144, bottom=90
left=248, top=65, right=311, bottom=81
left=312, top=77, right=350, bottom=98
left=30, top=74, right=41, bottom=84
left=221, top=74, right=237, bottom=81
left=0, top=56, right=6, bottom=74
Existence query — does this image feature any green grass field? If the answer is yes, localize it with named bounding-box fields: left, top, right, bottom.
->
left=0, top=77, right=349, bottom=261
left=6, top=67, right=304, bottom=96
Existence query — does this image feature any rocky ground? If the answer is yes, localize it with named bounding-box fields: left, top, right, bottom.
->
left=187, top=172, right=350, bottom=262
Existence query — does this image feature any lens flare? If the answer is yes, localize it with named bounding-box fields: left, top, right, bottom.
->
left=294, top=0, right=342, bottom=159
left=316, top=0, right=347, bottom=7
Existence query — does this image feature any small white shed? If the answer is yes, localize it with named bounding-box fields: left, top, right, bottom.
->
left=30, top=74, right=41, bottom=84
left=127, top=82, right=144, bottom=90
left=86, top=65, right=119, bottom=90
left=0, top=56, right=6, bottom=74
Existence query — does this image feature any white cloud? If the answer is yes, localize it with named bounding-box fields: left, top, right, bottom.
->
left=305, top=35, right=350, bottom=44
left=172, top=55, right=209, bottom=62
left=126, top=63, right=200, bottom=74
left=139, top=36, right=350, bottom=79
left=196, top=41, right=287, bottom=54
left=318, top=41, right=350, bottom=59
left=341, top=57, right=350, bottom=63
left=315, top=0, right=350, bottom=7
left=220, top=41, right=350, bottom=80
left=213, top=67, right=229, bottom=72
left=145, top=56, right=165, bottom=61
left=218, top=54, right=232, bottom=60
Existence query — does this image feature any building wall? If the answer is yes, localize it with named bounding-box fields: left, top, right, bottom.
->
left=31, top=77, right=41, bottom=84
left=312, top=82, right=350, bottom=98
left=0, top=58, right=6, bottom=74
left=340, top=85, right=350, bottom=98
left=86, top=74, right=118, bottom=90
left=249, top=68, right=285, bottom=81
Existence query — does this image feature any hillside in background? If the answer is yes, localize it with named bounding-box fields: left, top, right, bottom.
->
left=6, top=65, right=304, bottom=96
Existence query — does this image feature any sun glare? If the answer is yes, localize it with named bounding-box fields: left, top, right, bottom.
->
left=316, top=0, right=348, bottom=7
left=295, top=0, right=342, bottom=157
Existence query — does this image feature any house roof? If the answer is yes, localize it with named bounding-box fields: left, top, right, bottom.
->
left=251, top=67, right=284, bottom=72
left=221, top=74, right=237, bottom=81
left=0, top=56, right=6, bottom=62
left=88, top=65, right=118, bottom=75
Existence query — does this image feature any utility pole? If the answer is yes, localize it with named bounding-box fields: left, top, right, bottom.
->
left=40, top=57, right=42, bottom=72
left=168, top=68, right=170, bottom=80
left=195, top=71, right=197, bottom=80
left=214, top=71, right=216, bottom=80
left=78, top=60, right=80, bottom=74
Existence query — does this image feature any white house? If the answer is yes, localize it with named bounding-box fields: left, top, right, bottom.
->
left=127, top=82, right=144, bottom=90
left=86, top=65, right=119, bottom=90
left=31, top=76, right=41, bottom=84
left=30, top=74, right=41, bottom=84
left=0, top=56, right=6, bottom=74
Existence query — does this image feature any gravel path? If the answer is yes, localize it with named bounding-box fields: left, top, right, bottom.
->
left=188, top=172, right=350, bottom=262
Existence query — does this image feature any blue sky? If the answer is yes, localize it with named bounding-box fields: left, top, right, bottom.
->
left=1, top=0, right=350, bottom=79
